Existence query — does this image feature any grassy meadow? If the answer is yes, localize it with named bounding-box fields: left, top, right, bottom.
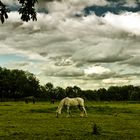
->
left=0, top=101, right=140, bottom=140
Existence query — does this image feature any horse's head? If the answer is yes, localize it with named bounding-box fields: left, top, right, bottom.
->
left=56, top=110, right=61, bottom=118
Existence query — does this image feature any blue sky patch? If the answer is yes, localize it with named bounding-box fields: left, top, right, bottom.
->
left=0, top=54, right=26, bottom=66
left=84, top=4, right=140, bottom=16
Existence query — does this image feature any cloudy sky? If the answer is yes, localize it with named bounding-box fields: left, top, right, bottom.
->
left=0, top=0, right=140, bottom=90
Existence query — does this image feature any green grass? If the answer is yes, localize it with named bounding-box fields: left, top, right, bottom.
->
left=0, top=101, right=140, bottom=140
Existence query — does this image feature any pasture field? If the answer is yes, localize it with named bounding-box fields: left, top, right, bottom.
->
left=0, top=101, right=140, bottom=140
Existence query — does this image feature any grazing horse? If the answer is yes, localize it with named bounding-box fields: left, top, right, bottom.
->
left=56, top=97, right=87, bottom=118
left=24, top=96, right=36, bottom=104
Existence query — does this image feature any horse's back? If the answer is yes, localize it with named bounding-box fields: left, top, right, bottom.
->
left=63, top=97, right=84, bottom=106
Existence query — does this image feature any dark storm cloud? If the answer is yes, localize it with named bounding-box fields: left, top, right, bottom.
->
left=53, top=68, right=83, bottom=77
left=122, top=56, right=140, bottom=66
left=85, top=71, right=116, bottom=80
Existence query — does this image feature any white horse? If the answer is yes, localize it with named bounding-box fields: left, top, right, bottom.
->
left=56, top=97, right=87, bottom=117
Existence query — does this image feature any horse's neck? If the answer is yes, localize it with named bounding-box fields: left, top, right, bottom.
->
left=57, top=99, right=64, bottom=113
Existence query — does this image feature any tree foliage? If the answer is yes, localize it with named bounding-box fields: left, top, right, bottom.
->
left=0, top=67, right=40, bottom=101
left=0, top=0, right=38, bottom=23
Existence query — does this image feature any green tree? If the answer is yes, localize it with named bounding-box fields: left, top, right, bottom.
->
left=54, top=86, right=66, bottom=100
left=0, top=0, right=38, bottom=23
left=97, top=88, right=107, bottom=101
left=45, top=82, right=55, bottom=100
left=107, top=86, right=121, bottom=101
left=73, top=86, right=82, bottom=97
left=83, top=89, right=99, bottom=101
left=36, top=85, right=47, bottom=98
left=65, top=86, right=75, bottom=97
left=0, top=67, right=40, bottom=100
left=23, top=71, right=40, bottom=97
left=129, top=91, right=140, bottom=101
left=119, top=85, right=133, bottom=101
left=0, top=67, right=11, bottom=100
left=45, top=82, right=53, bottom=90
left=129, top=86, right=140, bottom=101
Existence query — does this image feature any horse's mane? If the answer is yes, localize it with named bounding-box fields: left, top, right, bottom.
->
left=56, top=98, right=65, bottom=114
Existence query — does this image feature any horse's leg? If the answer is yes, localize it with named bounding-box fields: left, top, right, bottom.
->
left=82, top=106, right=87, bottom=117
left=66, top=105, right=70, bottom=117
left=78, top=105, right=83, bottom=117
left=78, top=105, right=82, bottom=111
left=78, top=105, right=84, bottom=117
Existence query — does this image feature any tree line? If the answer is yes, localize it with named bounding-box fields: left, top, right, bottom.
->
left=0, top=67, right=140, bottom=101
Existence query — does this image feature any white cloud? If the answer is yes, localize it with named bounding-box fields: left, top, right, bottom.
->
left=2, top=0, right=19, bottom=5
left=46, top=0, right=108, bottom=13
left=103, top=12, right=140, bottom=35
left=102, top=78, right=130, bottom=85
left=84, top=65, right=111, bottom=75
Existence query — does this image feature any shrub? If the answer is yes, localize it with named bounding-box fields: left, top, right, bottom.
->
left=92, top=123, right=101, bottom=135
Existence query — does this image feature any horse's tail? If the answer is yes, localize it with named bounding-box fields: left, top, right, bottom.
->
left=56, top=98, right=65, bottom=117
